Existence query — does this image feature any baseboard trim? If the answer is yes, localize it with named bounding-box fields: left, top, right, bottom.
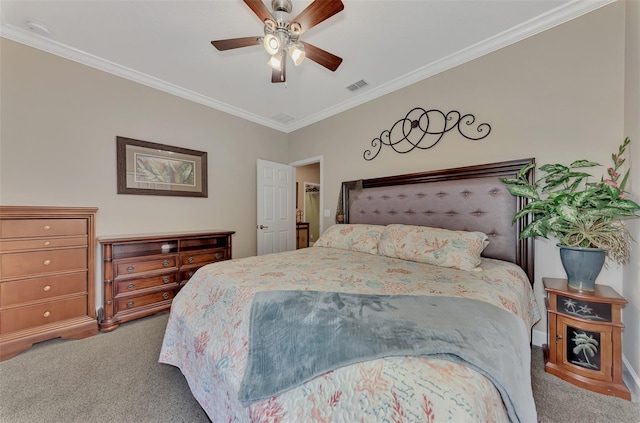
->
left=622, top=356, right=640, bottom=402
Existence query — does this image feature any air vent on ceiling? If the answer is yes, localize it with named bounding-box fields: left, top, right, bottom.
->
left=272, top=112, right=296, bottom=123
left=346, top=79, right=368, bottom=92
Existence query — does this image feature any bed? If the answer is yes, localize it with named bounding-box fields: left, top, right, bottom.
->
left=159, top=159, right=541, bottom=422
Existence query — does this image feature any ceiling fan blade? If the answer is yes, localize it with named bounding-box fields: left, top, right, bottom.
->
left=243, top=0, right=275, bottom=23
left=300, top=41, right=342, bottom=72
left=272, top=57, right=286, bottom=83
left=211, top=36, right=261, bottom=51
left=291, top=0, right=344, bottom=34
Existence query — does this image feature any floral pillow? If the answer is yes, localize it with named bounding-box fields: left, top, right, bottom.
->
left=378, top=224, right=489, bottom=271
left=314, top=224, right=385, bottom=255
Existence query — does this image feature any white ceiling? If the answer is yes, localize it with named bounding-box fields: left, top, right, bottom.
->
left=0, top=0, right=614, bottom=133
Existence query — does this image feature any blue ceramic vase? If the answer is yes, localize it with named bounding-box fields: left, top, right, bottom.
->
left=558, top=245, right=606, bottom=292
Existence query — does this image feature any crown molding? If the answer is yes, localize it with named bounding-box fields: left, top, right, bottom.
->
left=0, top=21, right=289, bottom=133
left=1, top=0, right=615, bottom=134
left=287, top=0, right=616, bottom=132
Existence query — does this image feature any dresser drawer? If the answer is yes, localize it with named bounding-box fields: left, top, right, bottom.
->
left=1, top=248, right=87, bottom=278
left=0, top=296, right=87, bottom=334
left=116, top=273, right=178, bottom=294
left=180, top=250, right=226, bottom=266
left=115, top=289, right=177, bottom=313
left=0, top=273, right=87, bottom=306
left=114, top=256, right=178, bottom=277
left=1, top=219, right=87, bottom=238
left=0, top=236, right=87, bottom=252
left=180, top=266, right=203, bottom=283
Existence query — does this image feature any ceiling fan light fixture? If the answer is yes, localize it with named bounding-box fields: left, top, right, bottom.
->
left=264, top=19, right=277, bottom=32
left=289, top=44, right=305, bottom=66
left=290, top=22, right=302, bottom=36
left=263, top=33, right=280, bottom=55
left=211, top=0, right=345, bottom=83
left=267, top=54, right=283, bottom=71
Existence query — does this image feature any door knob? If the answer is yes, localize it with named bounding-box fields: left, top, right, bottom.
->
left=259, top=225, right=269, bottom=229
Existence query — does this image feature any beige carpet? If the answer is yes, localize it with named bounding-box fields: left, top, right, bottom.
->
left=0, top=312, right=638, bottom=422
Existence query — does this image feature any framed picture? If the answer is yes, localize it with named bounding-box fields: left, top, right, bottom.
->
left=116, top=136, right=208, bottom=197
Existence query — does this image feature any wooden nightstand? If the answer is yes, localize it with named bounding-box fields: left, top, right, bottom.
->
left=543, top=277, right=630, bottom=400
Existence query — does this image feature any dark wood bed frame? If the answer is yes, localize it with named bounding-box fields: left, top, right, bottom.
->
left=340, top=159, right=535, bottom=284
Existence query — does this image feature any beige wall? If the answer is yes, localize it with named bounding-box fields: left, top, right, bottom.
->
left=0, top=38, right=289, bottom=262
left=623, top=0, right=640, bottom=393
left=289, top=1, right=639, bottom=386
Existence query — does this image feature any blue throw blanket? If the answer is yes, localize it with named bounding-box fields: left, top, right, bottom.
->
left=238, top=290, right=537, bottom=423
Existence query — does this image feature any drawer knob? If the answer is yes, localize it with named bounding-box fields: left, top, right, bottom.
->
left=127, top=283, right=135, bottom=290
left=43, top=285, right=51, bottom=292
left=43, top=311, right=51, bottom=318
left=187, top=257, right=195, bottom=264
left=162, top=292, right=170, bottom=300
left=162, top=260, right=170, bottom=267
left=215, top=253, right=222, bottom=260
left=162, top=276, right=170, bottom=284
left=126, top=301, right=134, bottom=308
left=127, top=265, right=135, bottom=273
left=43, top=259, right=52, bottom=266
left=44, top=241, right=51, bottom=246
left=43, top=225, right=51, bottom=231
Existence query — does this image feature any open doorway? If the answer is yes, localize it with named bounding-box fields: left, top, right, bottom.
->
left=290, top=157, right=323, bottom=248
left=303, top=182, right=320, bottom=244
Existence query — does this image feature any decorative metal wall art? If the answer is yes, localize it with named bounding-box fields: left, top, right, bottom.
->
left=363, top=107, right=492, bottom=161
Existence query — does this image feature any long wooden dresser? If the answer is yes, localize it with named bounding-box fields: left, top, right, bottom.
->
left=98, top=230, right=234, bottom=332
left=0, top=206, right=98, bottom=361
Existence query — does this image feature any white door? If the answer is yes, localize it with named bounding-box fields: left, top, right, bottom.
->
left=257, top=159, right=295, bottom=255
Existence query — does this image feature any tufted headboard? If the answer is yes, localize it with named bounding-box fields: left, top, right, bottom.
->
left=340, top=159, right=535, bottom=284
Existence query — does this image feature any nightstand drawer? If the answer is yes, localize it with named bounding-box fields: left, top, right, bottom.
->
left=1, top=219, right=87, bottom=238
left=115, top=256, right=177, bottom=277
left=0, top=273, right=87, bottom=306
left=116, top=273, right=178, bottom=294
left=0, top=296, right=87, bottom=334
left=556, top=294, right=612, bottom=322
left=116, top=289, right=177, bottom=313
left=1, top=248, right=87, bottom=278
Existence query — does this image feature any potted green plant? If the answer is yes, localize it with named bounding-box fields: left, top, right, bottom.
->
left=501, top=137, right=640, bottom=291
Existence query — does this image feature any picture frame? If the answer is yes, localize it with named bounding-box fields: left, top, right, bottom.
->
left=116, top=136, right=208, bottom=197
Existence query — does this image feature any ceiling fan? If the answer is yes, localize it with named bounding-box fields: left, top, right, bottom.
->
left=211, top=0, right=344, bottom=83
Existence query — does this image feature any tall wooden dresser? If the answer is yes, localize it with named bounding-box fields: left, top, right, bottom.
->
left=0, top=206, right=98, bottom=361
left=98, top=230, right=234, bottom=332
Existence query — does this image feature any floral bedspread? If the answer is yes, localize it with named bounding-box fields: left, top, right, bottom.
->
left=159, top=246, right=540, bottom=423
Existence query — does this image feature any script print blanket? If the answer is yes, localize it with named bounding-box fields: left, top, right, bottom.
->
left=239, top=291, right=536, bottom=423
left=159, top=246, right=540, bottom=422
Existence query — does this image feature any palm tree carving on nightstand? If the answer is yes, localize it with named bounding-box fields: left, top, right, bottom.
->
left=562, top=298, right=606, bottom=321
left=571, top=331, right=600, bottom=370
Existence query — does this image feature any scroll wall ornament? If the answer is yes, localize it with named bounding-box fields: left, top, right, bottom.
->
left=363, top=107, right=492, bottom=161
